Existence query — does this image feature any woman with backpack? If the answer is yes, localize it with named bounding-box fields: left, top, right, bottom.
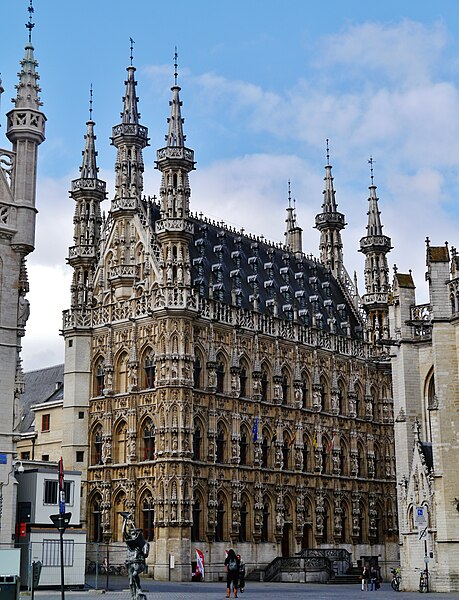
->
left=224, top=549, right=240, bottom=598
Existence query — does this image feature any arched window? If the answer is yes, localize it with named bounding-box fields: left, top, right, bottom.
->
left=261, top=433, right=269, bottom=468
left=281, top=368, right=290, bottom=405
left=94, top=359, right=105, bottom=397
left=239, top=500, right=248, bottom=542
left=216, top=427, right=226, bottom=464
left=340, top=503, right=348, bottom=543
left=320, top=376, right=329, bottom=412
left=114, top=421, right=127, bottom=464
left=113, top=492, right=126, bottom=542
left=358, top=501, right=366, bottom=543
left=142, top=419, right=155, bottom=461
left=322, top=439, right=330, bottom=474
left=239, top=430, right=248, bottom=465
left=116, top=352, right=129, bottom=393
left=215, top=497, right=225, bottom=542
left=143, top=353, right=155, bottom=389
left=301, top=373, right=309, bottom=408
left=282, top=437, right=290, bottom=470
left=142, top=494, right=155, bottom=541
left=191, top=495, right=202, bottom=541
left=338, top=381, right=346, bottom=415
left=261, top=368, right=269, bottom=402
left=261, top=500, right=270, bottom=542
left=90, top=494, right=103, bottom=542
left=239, top=366, right=248, bottom=397
left=193, top=356, right=202, bottom=389
left=340, top=441, right=348, bottom=476
left=323, top=501, right=330, bottom=543
left=193, top=426, right=202, bottom=460
left=92, top=426, right=103, bottom=465
left=302, top=437, right=309, bottom=472
left=216, top=360, right=225, bottom=394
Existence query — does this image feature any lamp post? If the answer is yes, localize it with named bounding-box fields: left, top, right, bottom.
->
left=50, top=458, right=71, bottom=600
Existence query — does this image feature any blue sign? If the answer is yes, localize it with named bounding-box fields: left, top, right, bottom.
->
left=0, top=454, right=7, bottom=464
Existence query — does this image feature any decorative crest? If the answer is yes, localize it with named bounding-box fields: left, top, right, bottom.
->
left=129, top=37, right=135, bottom=66
left=26, top=0, right=35, bottom=43
left=174, top=46, right=178, bottom=86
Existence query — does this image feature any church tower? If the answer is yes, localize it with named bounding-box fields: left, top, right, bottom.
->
left=61, top=91, right=106, bottom=510
left=0, top=3, right=45, bottom=542
left=315, top=142, right=346, bottom=278
left=359, top=160, right=392, bottom=345
left=152, top=53, right=197, bottom=581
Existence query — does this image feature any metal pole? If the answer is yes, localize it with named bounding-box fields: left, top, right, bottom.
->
left=60, top=528, right=65, bottom=600
left=424, top=539, right=429, bottom=592
left=31, top=561, right=35, bottom=600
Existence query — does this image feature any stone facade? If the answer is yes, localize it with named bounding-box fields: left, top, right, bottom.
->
left=0, top=16, right=45, bottom=544
left=390, top=242, right=459, bottom=592
left=58, top=55, right=399, bottom=581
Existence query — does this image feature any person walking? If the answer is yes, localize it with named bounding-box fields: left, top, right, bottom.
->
left=370, top=565, right=378, bottom=591
left=237, top=554, right=246, bottom=593
left=225, top=549, right=240, bottom=598
left=361, top=565, right=370, bottom=591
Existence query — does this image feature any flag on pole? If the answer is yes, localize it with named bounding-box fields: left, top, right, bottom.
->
left=58, top=456, right=65, bottom=514
left=196, top=549, right=205, bottom=579
left=252, top=417, right=258, bottom=442
left=326, top=433, right=336, bottom=453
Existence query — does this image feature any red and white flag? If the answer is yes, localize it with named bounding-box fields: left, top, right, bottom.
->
left=196, top=549, right=205, bottom=579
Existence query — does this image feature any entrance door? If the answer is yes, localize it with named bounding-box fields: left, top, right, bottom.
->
left=281, top=523, right=290, bottom=557
left=301, top=523, right=313, bottom=549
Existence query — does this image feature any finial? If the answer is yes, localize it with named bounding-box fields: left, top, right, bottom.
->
left=288, top=180, right=292, bottom=207
left=393, top=263, right=398, bottom=274
left=26, top=0, right=35, bottom=43
left=129, top=37, right=135, bottom=66
left=425, top=236, right=430, bottom=248
left=89, top=84, right=93, bottom=120
left=368, top=155, right=375, bottom=185
left=174, top=46, right=178, bottom=86
left=326, top=138, right=330, bottom=165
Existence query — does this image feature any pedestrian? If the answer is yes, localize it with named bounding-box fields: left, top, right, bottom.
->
left=237, top=554, right=246, bottom=593
left=361, top=565, right=370, bottom=591
left=224, top=548, right=240, bottom=598
left=370, top=565, right=378, bottom=591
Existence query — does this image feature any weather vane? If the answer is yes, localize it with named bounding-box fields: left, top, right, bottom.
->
left=89, top=84, right=93, bottom=120
left=129, top=37, right=135, bottom=66
left=288, top=179, right=292, bottom=207
left=326, top=138, right=330, bottom=165
left=174, top=46, right=179, bottom=86
left=26, top=0, right=35, bottom=43
left=368, top=156, right=375, bottom=185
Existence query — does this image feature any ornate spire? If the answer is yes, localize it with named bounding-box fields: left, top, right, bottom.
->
left=284, top=180, right=303, bottom=255
left=359, top=157, right=392, bottom=344
left=13, top=1, right=41, bottom=112
left=315, top=140, right=345, bottom=276
left=166, top=48, right=185, bottom=148
left=79, top=87, right=99, bottom=180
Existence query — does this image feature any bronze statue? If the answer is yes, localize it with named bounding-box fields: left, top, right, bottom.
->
left=120, top=511, right=150, bottom=600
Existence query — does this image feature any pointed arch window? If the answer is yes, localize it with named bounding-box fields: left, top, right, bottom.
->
left=91, top=495, right=103, bottom=543
left=216, top=427, right=226, bottom=464
left=282, top=438, right=290, bottom=470
left=261, top=501, right=270, bottom=542
left=281, top=369, right=289, bottom=405
left=239, top=501, right=248, bottom=542
left=143, top=355, right=155, bottom=389
left=117, top=352, right=129, bottom=394
left=143, top=419, right=155, bottom=461
left=261, top=435, right=269, bottom=468
left=193, top=426, right=202, bottom=460
left=301, top=374, right=309, bottom=408
left=115, top=422, right=128, bottom=464
left=95, top=361, right=105, bottom=397
left=302, top=438, right=309, bottom=472
left=216, top=361, right=225, bottom=394
left=215, top=498, right=225, bottom=542
left=239, top=430, right=248, bottom=465
left=92, top=426, right=103, bottom=466
left=239, top=367, right=247, bottom=397
left=193, top=357, right=202, bottom=389
left=142, top=495, right=155, bottom=541
left=261, top=369, right=269, bottom=402
left=191, top=495, right=202, bottom=541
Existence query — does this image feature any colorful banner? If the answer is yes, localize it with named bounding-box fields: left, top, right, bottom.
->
left=196, top=548, right=205, bottom=579
left=252, top=417, right=258, bottom=442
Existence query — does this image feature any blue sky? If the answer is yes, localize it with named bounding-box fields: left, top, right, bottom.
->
left=2, top=1, right=459, bottom=370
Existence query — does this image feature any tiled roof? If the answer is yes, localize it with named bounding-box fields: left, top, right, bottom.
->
left=19, top=364, right=64, bottom=433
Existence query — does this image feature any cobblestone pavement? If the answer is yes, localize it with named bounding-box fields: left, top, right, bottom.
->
left=22, top=580, right=459, bottom=600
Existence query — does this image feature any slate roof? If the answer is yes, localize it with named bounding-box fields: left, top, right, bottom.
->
left=146, top=201, right=363, bottom=340
left=19, top=364, right=64, bottom=434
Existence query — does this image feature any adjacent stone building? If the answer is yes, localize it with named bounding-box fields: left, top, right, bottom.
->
left=0, top=11, right=45, bottom=544
left=59, top=54, right=398, bottom=580
left=390, top=241, right=459, bottom=592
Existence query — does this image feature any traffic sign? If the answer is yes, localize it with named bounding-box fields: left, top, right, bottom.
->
left=419, top=526, right=428, bottom=541
left=415, top=506, right=428, bottom=527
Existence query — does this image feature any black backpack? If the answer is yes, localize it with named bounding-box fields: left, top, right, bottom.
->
left=228, top=558, right=238, bottom=572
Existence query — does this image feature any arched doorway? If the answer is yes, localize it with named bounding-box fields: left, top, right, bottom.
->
left=301, top=523, right=313, bottom=549
left=281, top=523, right=291, bottom=557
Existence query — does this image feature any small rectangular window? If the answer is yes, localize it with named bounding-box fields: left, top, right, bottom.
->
left=44, top=480, right=58, bottom=504
left=76, top=451, right=84, bottom=463
left=64, top=480, right=74, bottom=505
left=42, top=414, right=50, bottom=432
left=42, top=539, right=74, bottom=566
left=21, top=451, right=30, bottom=460
left=42, top=455, right=49, bottom=462
left=78, top=411, right=84, bottom=419
left=68, top=339, right=73, bottom=347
